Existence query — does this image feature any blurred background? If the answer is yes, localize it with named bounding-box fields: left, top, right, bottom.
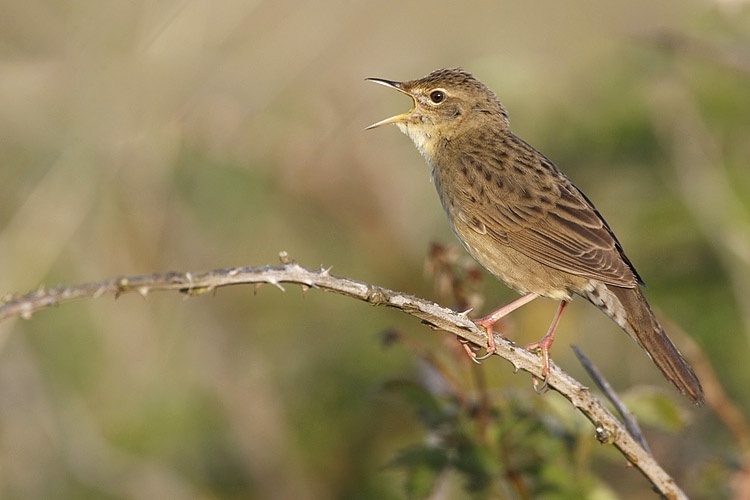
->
left=1, top=0, right=749, bottom=498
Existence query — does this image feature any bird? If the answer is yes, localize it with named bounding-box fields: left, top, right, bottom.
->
left=366, top=67, right=704, bottom=405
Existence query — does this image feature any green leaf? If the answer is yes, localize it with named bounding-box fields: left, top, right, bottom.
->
left=622, top=387, right=689, bottom=432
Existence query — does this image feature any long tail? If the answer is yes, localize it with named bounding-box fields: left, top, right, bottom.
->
left=584, top=283, right=704, bottom=405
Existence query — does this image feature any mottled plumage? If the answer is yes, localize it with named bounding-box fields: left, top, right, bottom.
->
left=367, top=68, right=703, bottom=405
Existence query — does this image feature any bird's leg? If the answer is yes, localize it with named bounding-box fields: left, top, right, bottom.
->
left=525, top=300, right=569, bottom=389
left=470, top=293, right=540, bottom=361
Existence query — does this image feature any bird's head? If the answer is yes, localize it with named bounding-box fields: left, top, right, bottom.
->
left=366, top=68, right=509, bottom=158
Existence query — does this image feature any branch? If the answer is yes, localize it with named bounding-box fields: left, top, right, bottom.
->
left=0, top=252, right=689, bottom=499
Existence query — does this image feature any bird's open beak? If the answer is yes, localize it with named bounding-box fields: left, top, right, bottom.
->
left=365, top=78, right=416, bottom=130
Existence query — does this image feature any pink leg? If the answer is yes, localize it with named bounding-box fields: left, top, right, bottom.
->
left=524, top=300, right=569, bottom=380
left=469, top=293, right=540, bottom=360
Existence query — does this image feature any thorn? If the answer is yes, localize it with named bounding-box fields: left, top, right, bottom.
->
left=137, top=287, right=149, bottom=298
left=457, top=308, right=474, bottom=318
left=254, top=283, right=263, bottom=295
left=267, top=278, right=286, bottom=292
left=228, top=268, right=240, bottom=277
left=300, top=284, right=310, bottom=296
left=21, top=304, right=32, bottom=320
left=319, top=265, right=333, bottom=276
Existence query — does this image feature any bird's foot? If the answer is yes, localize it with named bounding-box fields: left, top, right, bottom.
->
left=469, top=319, right=498, bottom=362
left=525, top=300, right=568, bottom=392
left=458, top=328, right=495, bottom=363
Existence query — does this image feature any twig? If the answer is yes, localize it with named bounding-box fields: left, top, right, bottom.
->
left=0, top=252, right=690, bottom=499
left=573, top=345, right=651, bottom=455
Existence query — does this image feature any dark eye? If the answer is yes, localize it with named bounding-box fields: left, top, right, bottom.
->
left=429, top=90, right=445, bottom=103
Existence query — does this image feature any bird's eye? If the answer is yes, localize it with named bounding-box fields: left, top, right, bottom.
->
left=429, top=90, right=446, bottom=104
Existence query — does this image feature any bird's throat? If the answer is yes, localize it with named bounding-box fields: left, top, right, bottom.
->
left=397, top=122, right=438, bottom=164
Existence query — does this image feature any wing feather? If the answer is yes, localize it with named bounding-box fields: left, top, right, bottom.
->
left=458, top=137, right=642, bottom=288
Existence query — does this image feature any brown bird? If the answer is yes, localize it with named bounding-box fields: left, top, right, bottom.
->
left=366, top=68, right=704, bottom=405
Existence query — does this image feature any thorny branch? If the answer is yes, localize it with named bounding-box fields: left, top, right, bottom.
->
left=0, top=252, right=689, bottom=500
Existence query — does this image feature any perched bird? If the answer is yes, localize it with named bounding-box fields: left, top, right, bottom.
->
left=366, top=68, right=704, bottom=405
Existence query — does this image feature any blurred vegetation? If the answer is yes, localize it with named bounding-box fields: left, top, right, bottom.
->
left=1, top=1, right=749, bottom=499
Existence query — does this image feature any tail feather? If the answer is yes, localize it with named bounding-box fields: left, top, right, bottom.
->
left=584, top=284, right=704, bottom=405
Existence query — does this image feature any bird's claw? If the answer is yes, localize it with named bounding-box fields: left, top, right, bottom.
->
left=525, top=341, right=551, bottom=393
left=473, top=349, right=494, bottom=361
left=459, top=337, right=494, bottom=363
left=531, top=372, right=550, bottom=393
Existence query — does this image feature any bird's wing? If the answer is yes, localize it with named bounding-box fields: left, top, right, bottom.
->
left=458, top=149, right=642, bottom=288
